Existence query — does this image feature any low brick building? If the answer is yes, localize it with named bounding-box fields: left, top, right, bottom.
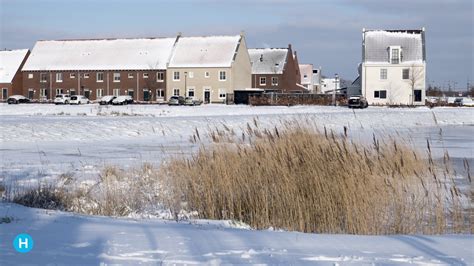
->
left=0, top=49, right=30, bottom=101
left=21, top=37, right=177, bottom=102
left=248, top=45, right=303, bottom=92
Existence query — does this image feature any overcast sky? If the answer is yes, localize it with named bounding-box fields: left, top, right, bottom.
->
left=1, top=0, right=472, bottom=89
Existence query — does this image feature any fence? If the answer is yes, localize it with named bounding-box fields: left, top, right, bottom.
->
left=249, top=93, right=347, bottom=106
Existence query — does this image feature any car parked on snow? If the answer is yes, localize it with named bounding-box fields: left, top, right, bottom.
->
left=7, top=95, right=30, bottom=104
left=112, top=95, right=134, bottom=105
left=168, top=96, right=185, bottom=106
left=69, top=95, right=90, bottom=105
left=184, top=97, right=203, bottom=106
left=348, top=95, right=368, bottom=109
left=99, top=95, right=116, bottom=105
left=453, top=98, right=463, bottom=106
left=54, top=94, right=71, bottom=105
left=461, top=98, right=474, bottom=107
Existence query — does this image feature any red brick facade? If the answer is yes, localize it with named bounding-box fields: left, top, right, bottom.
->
left=22, top=70, right=167, bottom=102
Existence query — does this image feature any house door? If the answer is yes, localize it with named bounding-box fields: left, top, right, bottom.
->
left=84, top=90, right=90, bottom=99
left=1, top=88, right=7, bottom=100
left=128, top=90, right=134, bottom=98
left=204, top=90, right=210, bottom=104
left=414, top=90, right=422, bottom=102
left=143, top=90, right=150, bottom=101
left=28, top=90, right=34, bottom=99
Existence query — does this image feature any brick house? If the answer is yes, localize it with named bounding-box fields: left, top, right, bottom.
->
left=0, top=49, right=30, bottom=101
left=248, top=45, right=303, bottom=92
left=21, top=37, right=177, bottom=102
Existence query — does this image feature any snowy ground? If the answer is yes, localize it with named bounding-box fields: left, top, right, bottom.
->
left=0, top=104, right=473, bottom=264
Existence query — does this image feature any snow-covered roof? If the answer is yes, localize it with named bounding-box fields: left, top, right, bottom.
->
left=299, top=64, right=313, bottom=85
left=363, top=29, right=424, bottom=63
left=248, top=48, right=288, bottom=74
left=168, top=35, right=241, bottom=68
left=0, top=49, right=29, bottom=83
left=22, top=38, right=177, bottom=71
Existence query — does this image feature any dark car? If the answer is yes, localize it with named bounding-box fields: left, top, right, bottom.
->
left=99, top=95, right=116, bottom=105
left=168, top=96, right=185, bottom=106
left=348, top=96, right=368, bottom=109
left=7, top=95, right=30, bottom=104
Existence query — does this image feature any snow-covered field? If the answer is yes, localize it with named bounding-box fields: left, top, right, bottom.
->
left=1, top=103, right=473, bottom=264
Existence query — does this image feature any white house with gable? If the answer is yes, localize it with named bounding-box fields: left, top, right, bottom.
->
left=361, top=28, right=426, bottom=105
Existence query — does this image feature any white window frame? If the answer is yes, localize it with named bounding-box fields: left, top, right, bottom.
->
left=40, top=88, right=47, bottom=98
left=188, top=71, right=194, bottom=78
left=156, top=72, right=164, bottom=82
left=143, top=73, right=149, bottom=79
left=173, top=71, right=180, bottom=81
left=272, top=77, right=278, bottom=86
left=97, top=88, right=103, bottom=98
left=83, top=73, right=90, bottom=79
left=402, top=68, right=410, bottom=80
left=113, top=88, right=120, bottom=96
left=28, top=73, right=33, bottom=79
left=96, top=72, right=104, bottom=82
left=204, top=71, right=210, bottom=78
left=56, top=72, right=63, bottom=82
left=380, top=69, right=387, bottom=80
left=260, top=77, right=266, bottom=86
left=389, top=46, right=401, bottom=64
left=173, top=88, right=180, bottom=96
left=55, top=88, right=63, bottom=95
left=128, top=73, right=134, bottom=79
left=113, top=73, right=121, bottom=82
left=156, top=88, right=164, bottom=98
left=40, top=73, right=48, bottom=83
left=187, top=87, right=195, bottom=98
left=219, top=71, right=226, bottom=81
left=70, top=73, right=76, bottom=79
left=218, top=89, right=226, bottom=99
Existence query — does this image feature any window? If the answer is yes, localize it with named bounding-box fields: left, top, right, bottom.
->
left=173, top=88, right=180, bottom=96
left=28, top=73, right=33, bottom=79
left=218, top=89, right=226, bottom=99
left=113, top=88, right=120, bottom=96
left=83, top=73, right=90, bottom=79
left=56, top=73, right=63, bottom=82
left=272, top=77, right=278, bottom=86
left=128, top=73, right=134, bottom=79
left=55, top=88, right=63, bottom=95
left=40, top=73, right=48, bottom=83
left=390, top=46, right=401, bottom=64
left=156, top=89, right=164, bottom=98
left=156, top=72, right=164, bottom=82
left=374, top=90, right=387, bottom=99
left=70, top=73, right=76, bottom=78
left=97, top=89, right=103, bottom=98
left=204, top=71, right=210, bottom=78
left=188, top=72, right=194, bottom=78
left=219, top=71, right=226, bottom=81
left=414, top=90, right=422, bottom=102
left=113, top=73, right=120, bottom=82
left=143, top=73, right=149, bottom=78
left=97, top=72, right=104, bottom=82
left=173, top=71, right=180, bottom=81
left=380, top=69, right=387, bottom=80
left=402, top=69, right=410, bottom=79
left=1, top=88, right=7, bottom=99
left=187, top=88, right=195, bottom=97
left=260, top=77, right=266, bottom=86
left=40, top=88, right=47, bottom=98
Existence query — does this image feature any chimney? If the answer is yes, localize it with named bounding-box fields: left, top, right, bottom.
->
left=288, top=44, right=292, bottom=50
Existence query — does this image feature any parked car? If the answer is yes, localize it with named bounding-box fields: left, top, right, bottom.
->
left=54, top=94, right=71, bottom=105
left=69, top=95, right=90, bottom=105
left=168, top=96, right=185, bottom=106
left=453, top=97, right=463, bottom=106
left=348, top=95, right=368, bottom=109
left=7, top=95, right=30, bottom=104
left=112, top=95, right=134, bottom=105
left=184, top=97, right=203, bottom=106
left=99, top=95, right=116, bottom=105
left=461, top=98, right=474, bottom=107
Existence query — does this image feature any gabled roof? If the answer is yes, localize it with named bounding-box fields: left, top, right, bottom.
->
left=168, top=35, right=241, bottom=68
left=363, top=29, right=425, bottom=63
left=22, top=38, right=177, bottom=71
left=248, top=48, right=288, bottom=74
left=0, top=49, right=29, bottom=83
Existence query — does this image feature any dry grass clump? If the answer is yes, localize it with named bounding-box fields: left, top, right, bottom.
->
left=161, top=120, right=471, bottom=234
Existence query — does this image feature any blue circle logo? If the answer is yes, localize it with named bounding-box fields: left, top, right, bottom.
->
left=13, top=234, right=34, bottom=253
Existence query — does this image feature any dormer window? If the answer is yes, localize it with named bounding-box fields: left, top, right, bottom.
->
left=389, top=46, right=401, bottom=64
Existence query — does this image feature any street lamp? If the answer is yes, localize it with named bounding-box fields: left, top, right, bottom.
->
left=184, top=71, right=187, bottom=97
left=333, top=73, right=339, bottom=106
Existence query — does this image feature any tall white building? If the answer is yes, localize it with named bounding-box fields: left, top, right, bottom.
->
left=361, top=28, right=426, bottom=105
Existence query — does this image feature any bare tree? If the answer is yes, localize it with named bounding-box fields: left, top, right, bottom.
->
left=407, top=64, right=424, bottom=105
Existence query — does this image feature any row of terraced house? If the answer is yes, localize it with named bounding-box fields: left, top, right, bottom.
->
left=1, top=29, right=426, bottom=105
left=1, top=33, right=303, bottom=104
